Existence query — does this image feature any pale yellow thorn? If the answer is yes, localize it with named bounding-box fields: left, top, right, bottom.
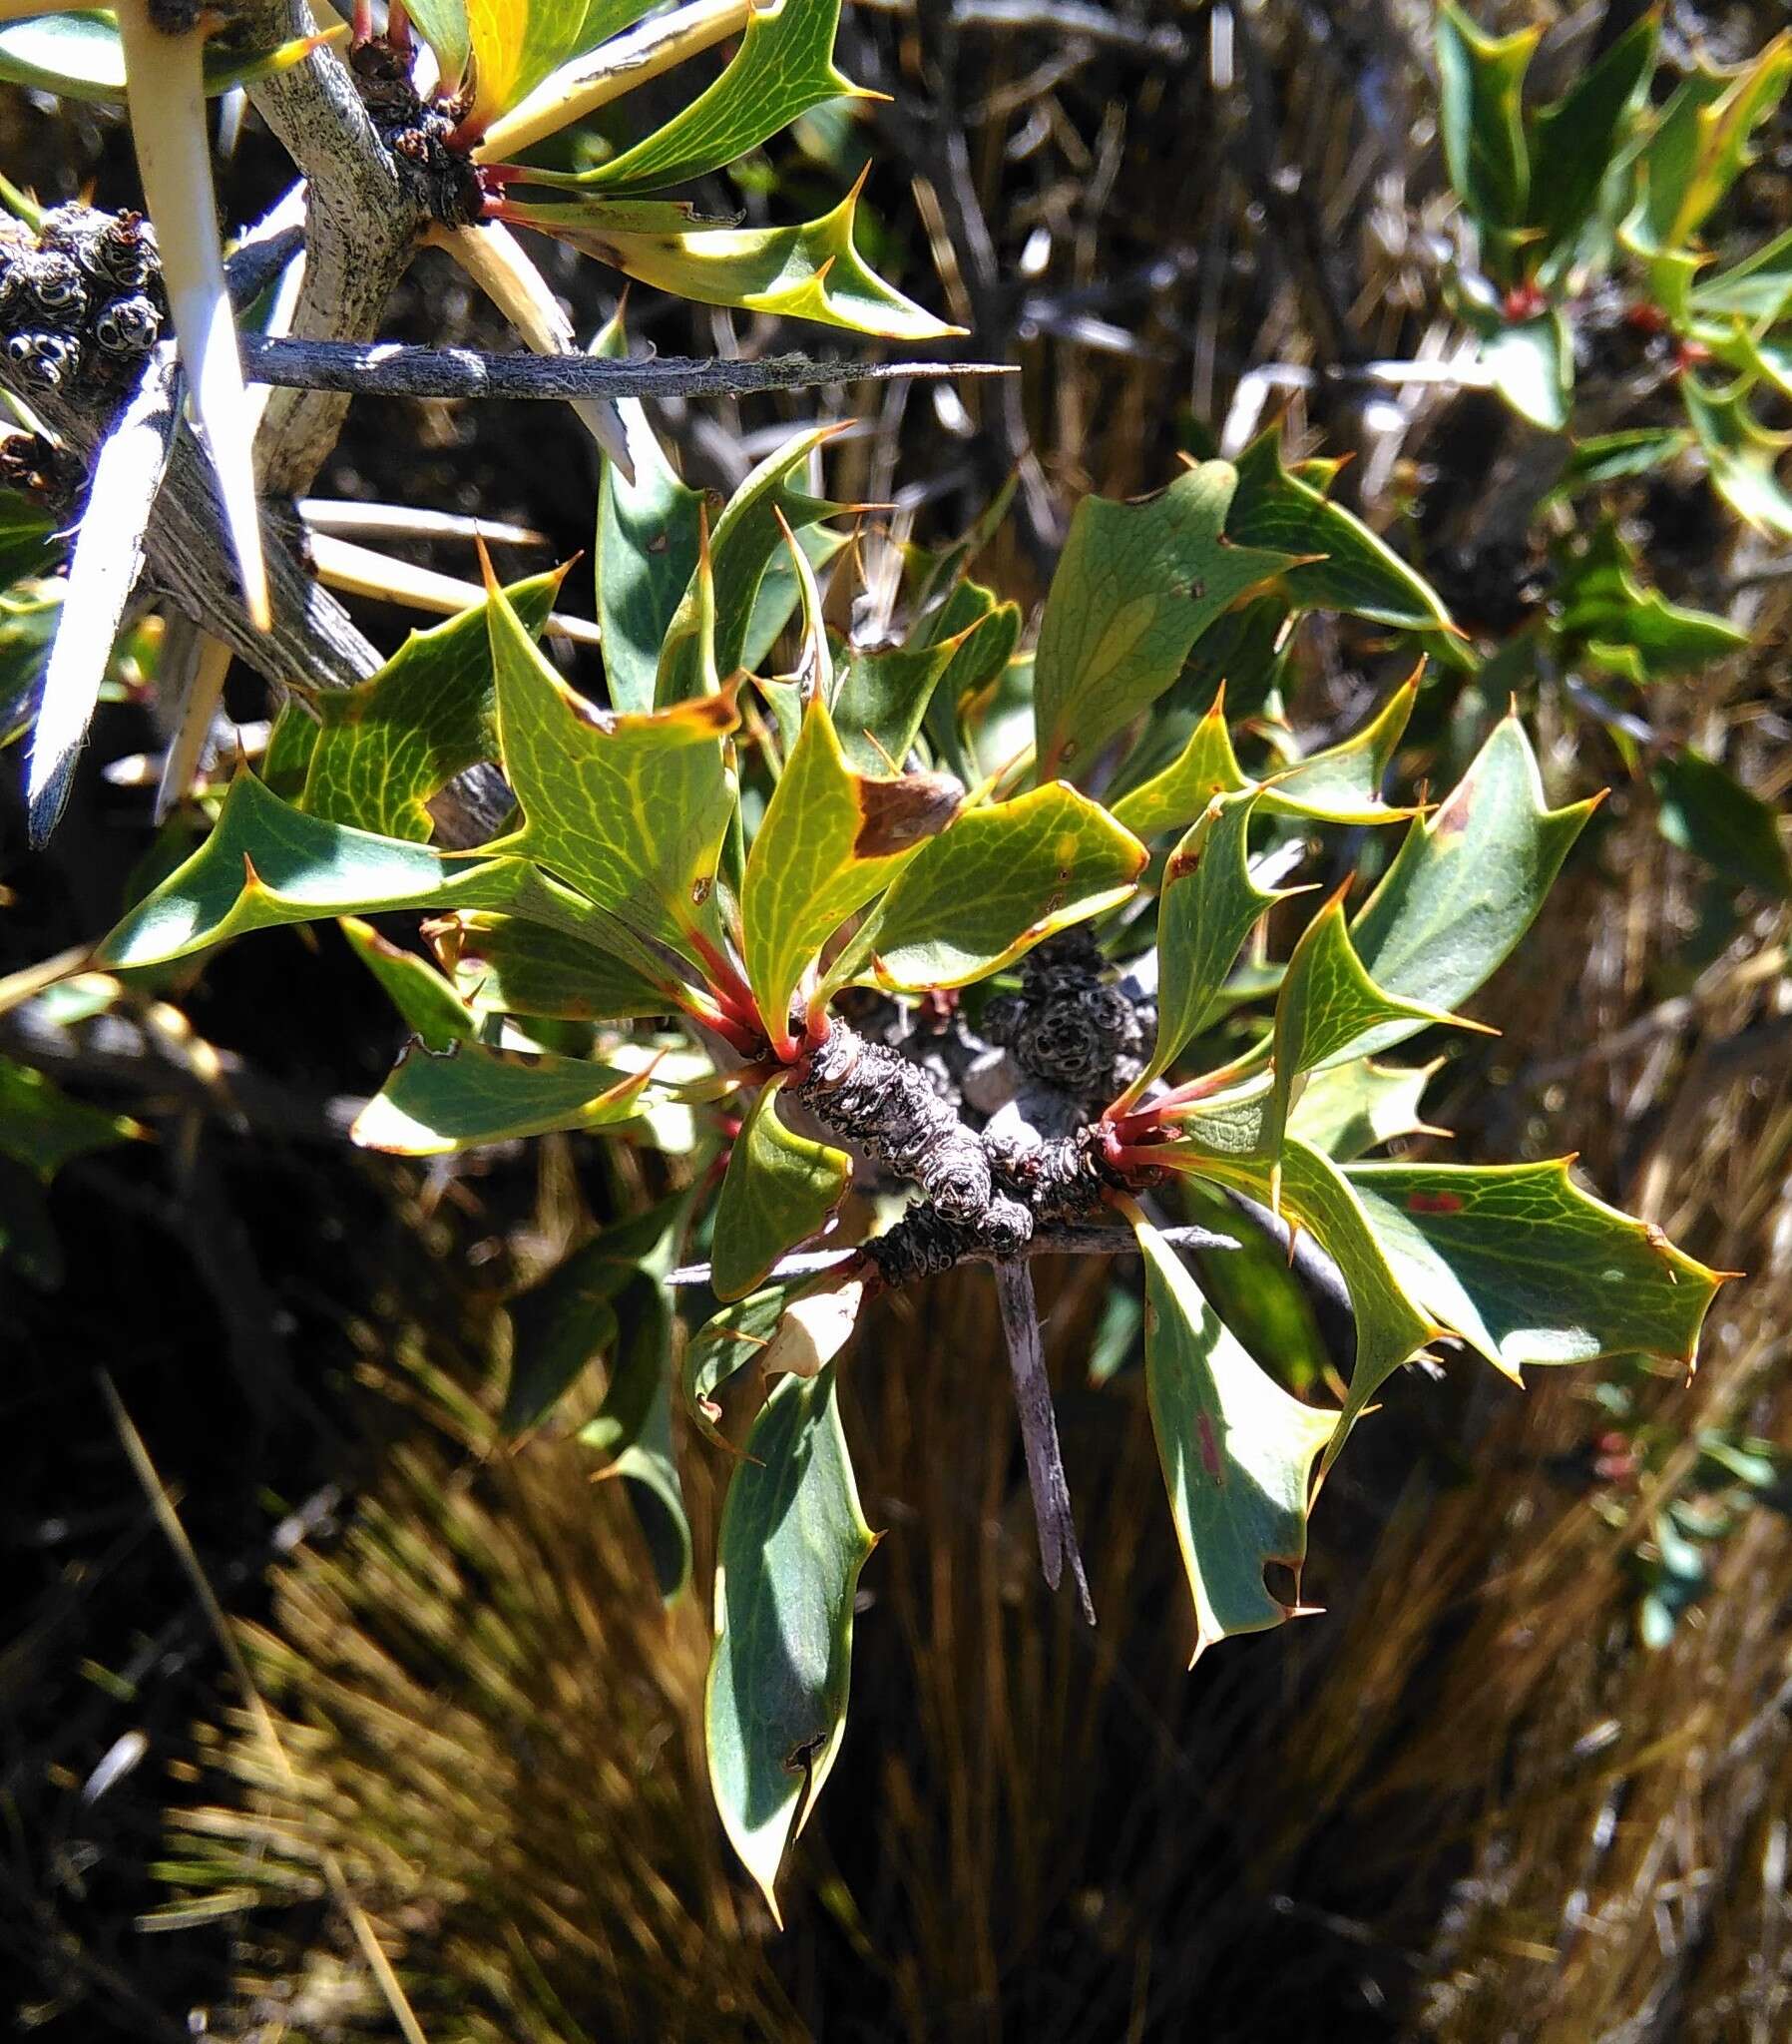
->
left=154, top=622, right=233, bottom=823
left=432, top=220, right=634, bottom=478
left=308, top=531, right=602, bottom=645
left=118, top=2, right=270, bottom=631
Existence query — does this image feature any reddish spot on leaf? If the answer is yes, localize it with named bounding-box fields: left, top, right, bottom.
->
left=1197, top=1411, right=1224, bottom=1483
left=853, top=771, right=962, bottom=858
left=1430, top=781, right=1475, bottom=841
left=1406, top=1190, right=1464, bottom=1215
left=647, top=531, right=671, bottom=555
left=1167, top=845, right=1203, bottom=881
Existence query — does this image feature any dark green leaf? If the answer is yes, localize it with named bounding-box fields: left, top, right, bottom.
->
left=350, top=1038, right=656, bottom=1155
left=1652, top=750, right=1792, bottom=899
left=709, top=1076, right=849, bottom=1300
left=705, top=1365, right=875, bottom=1919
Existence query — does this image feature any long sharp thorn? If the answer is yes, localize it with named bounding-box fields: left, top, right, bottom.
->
left=994, top=1259, right=1096, bottom=1626
left=155, top=624, right=233, bottom=823
left=119, top=3, right=270, bottom=632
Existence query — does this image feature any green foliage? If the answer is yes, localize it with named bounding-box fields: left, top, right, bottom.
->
left=705, top=1365, right=875, bottom=1921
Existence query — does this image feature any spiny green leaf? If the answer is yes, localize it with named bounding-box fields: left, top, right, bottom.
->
left=1158, top=1123, right=1437, bottom=1463
left=592, top=312, right=704, bottom=716
left=1680, top=375, right=1792, bottom=537
left=436, top=910, right=681, bottom=1021
left=1110, top=691, right=1248, bottom=838
left=94, top=772, right=639, bottom=972
left=1480, top=307, right=1573, bottom=431
left=1285, top=1056, right=1440, bottom=1162
left=1260, top=669, right=1425, bottom=825
left=300, top=572, right=561, bottom=841
left=705, top=1364, right=875, bottom=1921
left=1127, top=792, right=1283, bottom=1099
left=684, top=1282, right=796, bottom=1445
left=1135, top=1217, right=1335, bottom=1663
left=1437, top=0, right=1539, bottom=234
left=1033, top=463, right=1295, bottom=780
left=1226, top=432, right=1457, bottom=634
left=710, top=1076, right=850, bottom=1300
left=1346, top=1160, right=1722, bottom=1378
left=487, top=575, right=741, bottom=955
left=838, top=782, right=1147, bottom=993
left=530, top=0, right=868, bottom=196
left=742, top=690, right=956, bottom=1050
left=1266, top=892, right=1479, bottom=1176
left=1690, top=221, right=1792, bottom=321
left=1529, top=10, right=1657, bottom=262
left=0, top=1057, right=141, bottom=1181
left=1651, top=750, right=1792, bottom=899
left=1622, top=34, right=1792, bottom=272
left=511, top=177, right=959, bottom=341
left=339, top=917, right=476, bottom=1052
left=830, top=634, right=964, bottom=775
left=1346, top=714, right=1598, bottom=1058
left=656, top=424, right=844, bottom=708
left=350, top=1038, right=658, bottom=1155
left=1557, top=522, right=1746, bottom=683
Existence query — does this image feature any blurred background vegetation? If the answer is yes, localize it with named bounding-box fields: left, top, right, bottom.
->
left=5, top=0, right=1792, bottom=2036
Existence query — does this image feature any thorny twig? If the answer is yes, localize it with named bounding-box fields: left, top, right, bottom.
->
left=236, top=335, right=1017, bottom=401
left=996, top=1258, right=1097, bottom=1624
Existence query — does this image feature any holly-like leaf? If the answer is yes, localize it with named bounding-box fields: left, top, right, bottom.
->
left=1480, top=307, right=1573, bottom=431
left=0, top=1057, right=141, bottom=1181
left=300, top=573, right=561, bottom=840
left=655, top=425, right=843, bottom=708
left=1260, top=668, right=1425, bottom=825
left=95, top=772, right=636, bottom=971
left=1158, top=1122, right=1436, bottom=1461
left=1265, top=892, right=1481, bottom=1178
left=486, top=573, right=740, bottom=955
left=530, top=0, right=868, bottom=196
left=742, top=690, right=956, bottom=1052
left=592, top=322, right=704, bottom=716
left=502, top=1242, right=627, bottom=1434
left=709, top=1076, right=849, bottom=1300
left=1225, top=433, right=1457, bottom=635
left=0, top=11, right=345, bottom=101
left=1680, top=376, right=1792, bottom=537
left=350, top=1038, right=658, bottom=1155
left=830, top=634, right=963, bottom=775
left=1134, top=1217, right=1335, bottom=1663
left=1690, top=222, right=1792, bottom=321
left=1285, top=1057, right=1439, bottom=1162
left=1124, top=792, right=1283, bottom=1101
left=705, top=1365, right=875, bottom=1920
left=1437, top=0, right=1539, bottom=236
left=340, top=917, right=476, bottom=1051
left=1529, top=10, right=1657, bottom=264
left=510, top=176, right=959, bottom=342
left=1558, top=522, right=1747, bottom=683
left=1346, top=714, right=1598, bottom=1059
left=1346, top=1160, right=1721, bottom=1379
left=1033, top=463, right=1295, bottom=779
left=1110, top=691, right=1248, bottom=838
left=836, top=782, right=1146, bottom=993
left=1652, top=751, right=1792, bottom=900
left=1623, top=35, right=1792, bottom=272
left=433, top=910, right=680, bottom=1021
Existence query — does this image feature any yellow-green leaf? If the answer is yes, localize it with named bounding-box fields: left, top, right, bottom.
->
left=350, top=1037, right=657, bottom=1155
left=709, top=1075, right=850, bottom=1300
left=511, top=177, right=960, bottom=341
left=742, top=689, right=956, bottom=1052
left=839, top=782, right=1147, bottom=993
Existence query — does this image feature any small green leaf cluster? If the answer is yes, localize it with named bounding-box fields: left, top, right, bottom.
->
left=1438, top=3, right=1792, bottom=526
left=57, top=391, right=1725, bottom=1913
